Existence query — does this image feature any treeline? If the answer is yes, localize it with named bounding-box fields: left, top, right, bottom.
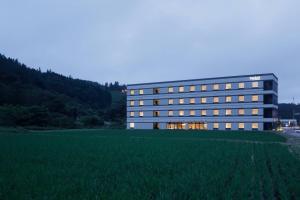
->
left=0, top=54, right=126, bottom=129
left=278, top=103, right=300, bottom=122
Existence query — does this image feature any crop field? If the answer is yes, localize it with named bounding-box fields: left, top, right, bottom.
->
left=0, top=129, right=299, bottom=199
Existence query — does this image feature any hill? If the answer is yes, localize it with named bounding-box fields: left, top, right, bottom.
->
left=0, top=54, right=126, bottom=129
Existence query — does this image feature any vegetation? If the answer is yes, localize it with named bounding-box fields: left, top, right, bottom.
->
left=0, top=54, right=126, bottom=129
left=0, top=129, right=299, bottom=199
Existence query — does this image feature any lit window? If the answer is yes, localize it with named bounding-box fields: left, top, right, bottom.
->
left=238, top=109, right=245, bottom=115
left=252, top=95, right=259, bottom=102
left=179, top=110, right=185, bottom=116
left=130, top=112, right=134, bottom=117
left=226, top=96, right=232, bottom=102
left=129, top=122, right=135, bottom=129
left=190, top=110, right=195, bottom=116
left=153, top=111, right=160, bottom=117
left=213, top=84, right=219, bottom=90
left=225, top=83, right=232, bottom=90
left=168, top=87, right=174, bottom=93
left=179, top=86, right=184, bottom=92
left=139, top=111, right=144, bottom=117
left=252, top=82, right=259, bottom=88
left=130, top=100, right=134, bottom=106
left=226, top=123, right=232, bottom=129
left=252, top=108, right=259, bottom=115
left=213, top=97, right=219, bottom=103
left=179, top=98, right=185, bottom=104
left=190, top=98, right=195, bottom=104
left=168, top=110, right=173, bottom=116
left=238, top=123, right=245, bottom=129
left=238, top=82, right=245, bottom=89
left=201, top=85, right=207, bottom=91
left=130, top=90, right=135, bottom=95
left=168, top=99, right=174, bottom=105
left=238, top=95, right=245, bottom=102
left=201, top=110, right=207, bottom=116
left=153, top=88, right=160, bottom=94
left=139, top=89, right=144, bottom=95
left=139, top=100, right=144, bottom=106
left=252, top=123, right=259, bottom=129
left=213, top=109, right=219, bottom=116
left=201, top=97, right=207, bottom=104
left=213, top=123, right=219, bottom=129
left=226, top=109, right=232, bottom=116
left=190, top=85, right=195, bottom=92
left=153, top=99, right=160, bottom=106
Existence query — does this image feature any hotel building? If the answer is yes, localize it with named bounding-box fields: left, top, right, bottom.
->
left=126, top=74, right=278, bottom=131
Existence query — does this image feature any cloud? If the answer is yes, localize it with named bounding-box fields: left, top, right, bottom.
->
left=0, top=0, right=299, bottom=102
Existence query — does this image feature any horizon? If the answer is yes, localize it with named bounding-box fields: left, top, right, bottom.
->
left=1, top=0, right=299, bottom=103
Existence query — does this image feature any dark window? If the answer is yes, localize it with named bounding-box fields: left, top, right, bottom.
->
left=264, top=94, right=277, bottom=105
left=153, top=111, right=160, bottom=117
left=153, top=122, right=160, bottom=129
left=264, top=122, right=273, bottom=130
left=153, top=88, right=160, bottom=94
left=153, top=99, right=160, bottom=106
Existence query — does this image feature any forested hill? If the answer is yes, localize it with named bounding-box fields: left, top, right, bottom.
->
left=0, top=54, right=126, bottom=129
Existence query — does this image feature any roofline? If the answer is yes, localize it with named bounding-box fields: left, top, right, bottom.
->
left=127, top=73, right=278, bottom=86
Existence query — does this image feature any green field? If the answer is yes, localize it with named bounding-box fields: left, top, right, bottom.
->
left=0, top=129, right=299, bottom=199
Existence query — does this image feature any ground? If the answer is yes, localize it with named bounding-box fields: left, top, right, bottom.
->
left=0, top=128, right=299, bottom=199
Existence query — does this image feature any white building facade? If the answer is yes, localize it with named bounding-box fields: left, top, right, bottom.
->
left=127, top=74, right=278, bottom=131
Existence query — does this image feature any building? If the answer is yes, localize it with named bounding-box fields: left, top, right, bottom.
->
left=280, top=119, right=298, bottom=127
left=127, top=73, right=278, bottom=131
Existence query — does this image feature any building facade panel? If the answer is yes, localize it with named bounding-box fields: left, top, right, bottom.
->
left=127, top=73, right=278, bottom=131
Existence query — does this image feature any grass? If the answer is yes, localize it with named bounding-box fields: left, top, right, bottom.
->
left=0, top=129, right=299, bottom=199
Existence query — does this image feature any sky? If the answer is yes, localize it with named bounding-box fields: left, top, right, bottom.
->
left=0, top=0, right=300, bottom=103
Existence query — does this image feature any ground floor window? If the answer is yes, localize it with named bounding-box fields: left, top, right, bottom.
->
left=129, top=123, right=135, bottom=129
left=167, top=122, right=186, bottom=129
left=153, top=122, right=160, bottom=129
left=188, top=122, right=207, bottom=130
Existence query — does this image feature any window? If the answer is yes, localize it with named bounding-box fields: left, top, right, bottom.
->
left=238, top=95, right=245, bottom=102
left=179, top=86, right=184, bottom=92
left=179, top=98, right=185, bottom=104
left=190, top=98, right=195, bottom=104
left=226, top=96, right=232, bottom=103
left=238, top=82, right=245, bottom=89
left=226, top=109, right=232, bottom=116
left=252, top=123, right=259, bottom=130
left=130, top=90, right=135, bottom=95
left=153, top=99, right=160, bottom=106
left=168, top=87, right=174, bottom=93
left=201, top=85, right=207, bottom=91
left=130, top=112, right=134, bottom=117
left=226, top=123, right=232, bottom=129
left=213, top=84, right=220, bottom=90
left=213, top=109, right=219, bottom=116
left=201, top=110, right=207, bottom=116
left=190, top=110, right=195, bottom=116
left=168, top=99, right=174, bottom=105
left=252, top=108, right=259, bottom=115
left=226, top=83, right=232, bottom=90
left=153, top=88, right=160, bottom=94
left=238, top=123, right=245, bottom=129
left=201, top=97, right=207, bottom=104
left=190, top=85, right=196, bottom=92
left=168, top=110, right=173, bottom=116
left=129, top=122, right=134, bottom=129
left=139, top=89, right=144, bottom=95
left=130, top=100, right=134, bottom=106
left=213, top=97, right=219, bottom=103
left=139, top=100, right=144, bottom=106
left=179, top=110, right=185, bottom=116
left=153, top=111, right=160, bottom=117
left=238, top=109, right=245, bottom=115
left=252, top=95, right=259, bottom=102
left=139, top=111, right=144, bottom=117
left=252, top=81, right=259, bottom=88
left=213, top=123, right=219, bottom=129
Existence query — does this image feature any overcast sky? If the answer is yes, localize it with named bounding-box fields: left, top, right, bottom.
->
left=1, top=0, right=299, bottom=102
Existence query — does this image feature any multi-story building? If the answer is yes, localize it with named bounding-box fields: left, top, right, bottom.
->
left=126, top=73, right=278, bottom=131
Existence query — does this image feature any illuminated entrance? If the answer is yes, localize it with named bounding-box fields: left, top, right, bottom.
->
left=167, top=122, right=207, bottom=130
